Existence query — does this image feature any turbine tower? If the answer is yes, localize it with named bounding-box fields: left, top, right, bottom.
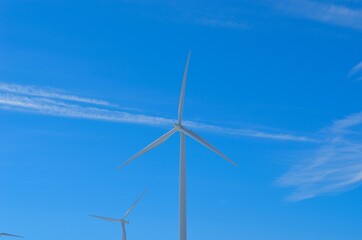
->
left=0, top=233, right=23, bottom=238
left=118, top=52, right=237, bottom=240
left=90, top=190, right=146, bottom=240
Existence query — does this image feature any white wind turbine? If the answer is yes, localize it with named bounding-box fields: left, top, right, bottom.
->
left=0, top=233, right=23, bottom=238
left=117, top=52, right=237, bottom=240
left=90, top=190, right=146, bottom=240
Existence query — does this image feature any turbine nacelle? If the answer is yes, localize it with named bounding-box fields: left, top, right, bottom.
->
left=90, top=190, right=146, bottom=240
left=173, top=124, right=183, bottom=131
left=121, top=219, right=130, bottom=224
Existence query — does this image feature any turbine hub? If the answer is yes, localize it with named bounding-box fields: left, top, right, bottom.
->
left=174, top=123, right=183, bottom=131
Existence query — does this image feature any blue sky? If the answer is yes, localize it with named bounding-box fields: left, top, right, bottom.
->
left=1, top=0, right=362, bottom=239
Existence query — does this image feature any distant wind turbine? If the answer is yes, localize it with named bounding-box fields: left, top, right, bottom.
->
left=0, top=233, right=23, bottom=238
left=117, top=52, right=237, bottom=240
left=90, top=190, right=146, bottom=240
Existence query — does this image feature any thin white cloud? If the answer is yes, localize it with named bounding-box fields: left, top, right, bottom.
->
left=0, top=82, right=114, bottom=107
left=278, top=111, right=362, bottom=201
left=0, top=82, right=314, bottom=142
left=349, top=61, right=362, bottom=76
left=331, top=111, right=362, bottom=133
left=348, top=61, right=362, bottom=80
left=196, top=17, right=249, bottom=29
left=275, top=0, right=362, bottom=30
left=0, top=93, right=173, bottom=127
left=124, top=0, right=250, bottom=30
left=184, top=121, right=314, bottom=142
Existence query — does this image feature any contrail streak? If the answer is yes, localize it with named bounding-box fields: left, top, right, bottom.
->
left=0, top=82, right=114, bottom=106
left=0, top=82, right=315, bottom=142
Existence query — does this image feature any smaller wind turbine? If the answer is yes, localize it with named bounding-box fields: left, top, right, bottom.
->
left=90, top=190, right=146, bottom=240
left=0, top=233, right=23, bottom=238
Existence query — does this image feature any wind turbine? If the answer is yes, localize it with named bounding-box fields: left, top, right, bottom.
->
left=117, top=52, right=237, bottom=240
left=0, top=233, right=23, bottom=238
left=90, top=190, right=146, bottom=240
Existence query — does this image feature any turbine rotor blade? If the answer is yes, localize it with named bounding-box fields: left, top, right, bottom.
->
left=178, top=51, right=191, bottom=124
left=89, top=215, right=122, bottom=223
left=181, top=127, right=237, bottom=166
left=0, top=233, right=23, bottom=238
left=117, top=128, right=177, bottom=170
left=122, top=189, right=147, bottom=220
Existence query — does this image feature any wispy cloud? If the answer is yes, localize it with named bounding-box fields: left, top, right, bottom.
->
left=123, top=0, right=250, bottom=30
left=348, top=61, right=362, bottom=80
left=278, top=111, right=362, bottom=201
left=184, top=121, right=314, bottom=142
left=0, top=82, right=114, bottom=107
left=275, top=0, right=362, bottom=30
left=0, top=82, right=314, bottom=142
left=0, top=93, right=173, bottom=127
left=195, top=17, right=249, bottom=29
left=349, top=61, right=362, bottom=76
